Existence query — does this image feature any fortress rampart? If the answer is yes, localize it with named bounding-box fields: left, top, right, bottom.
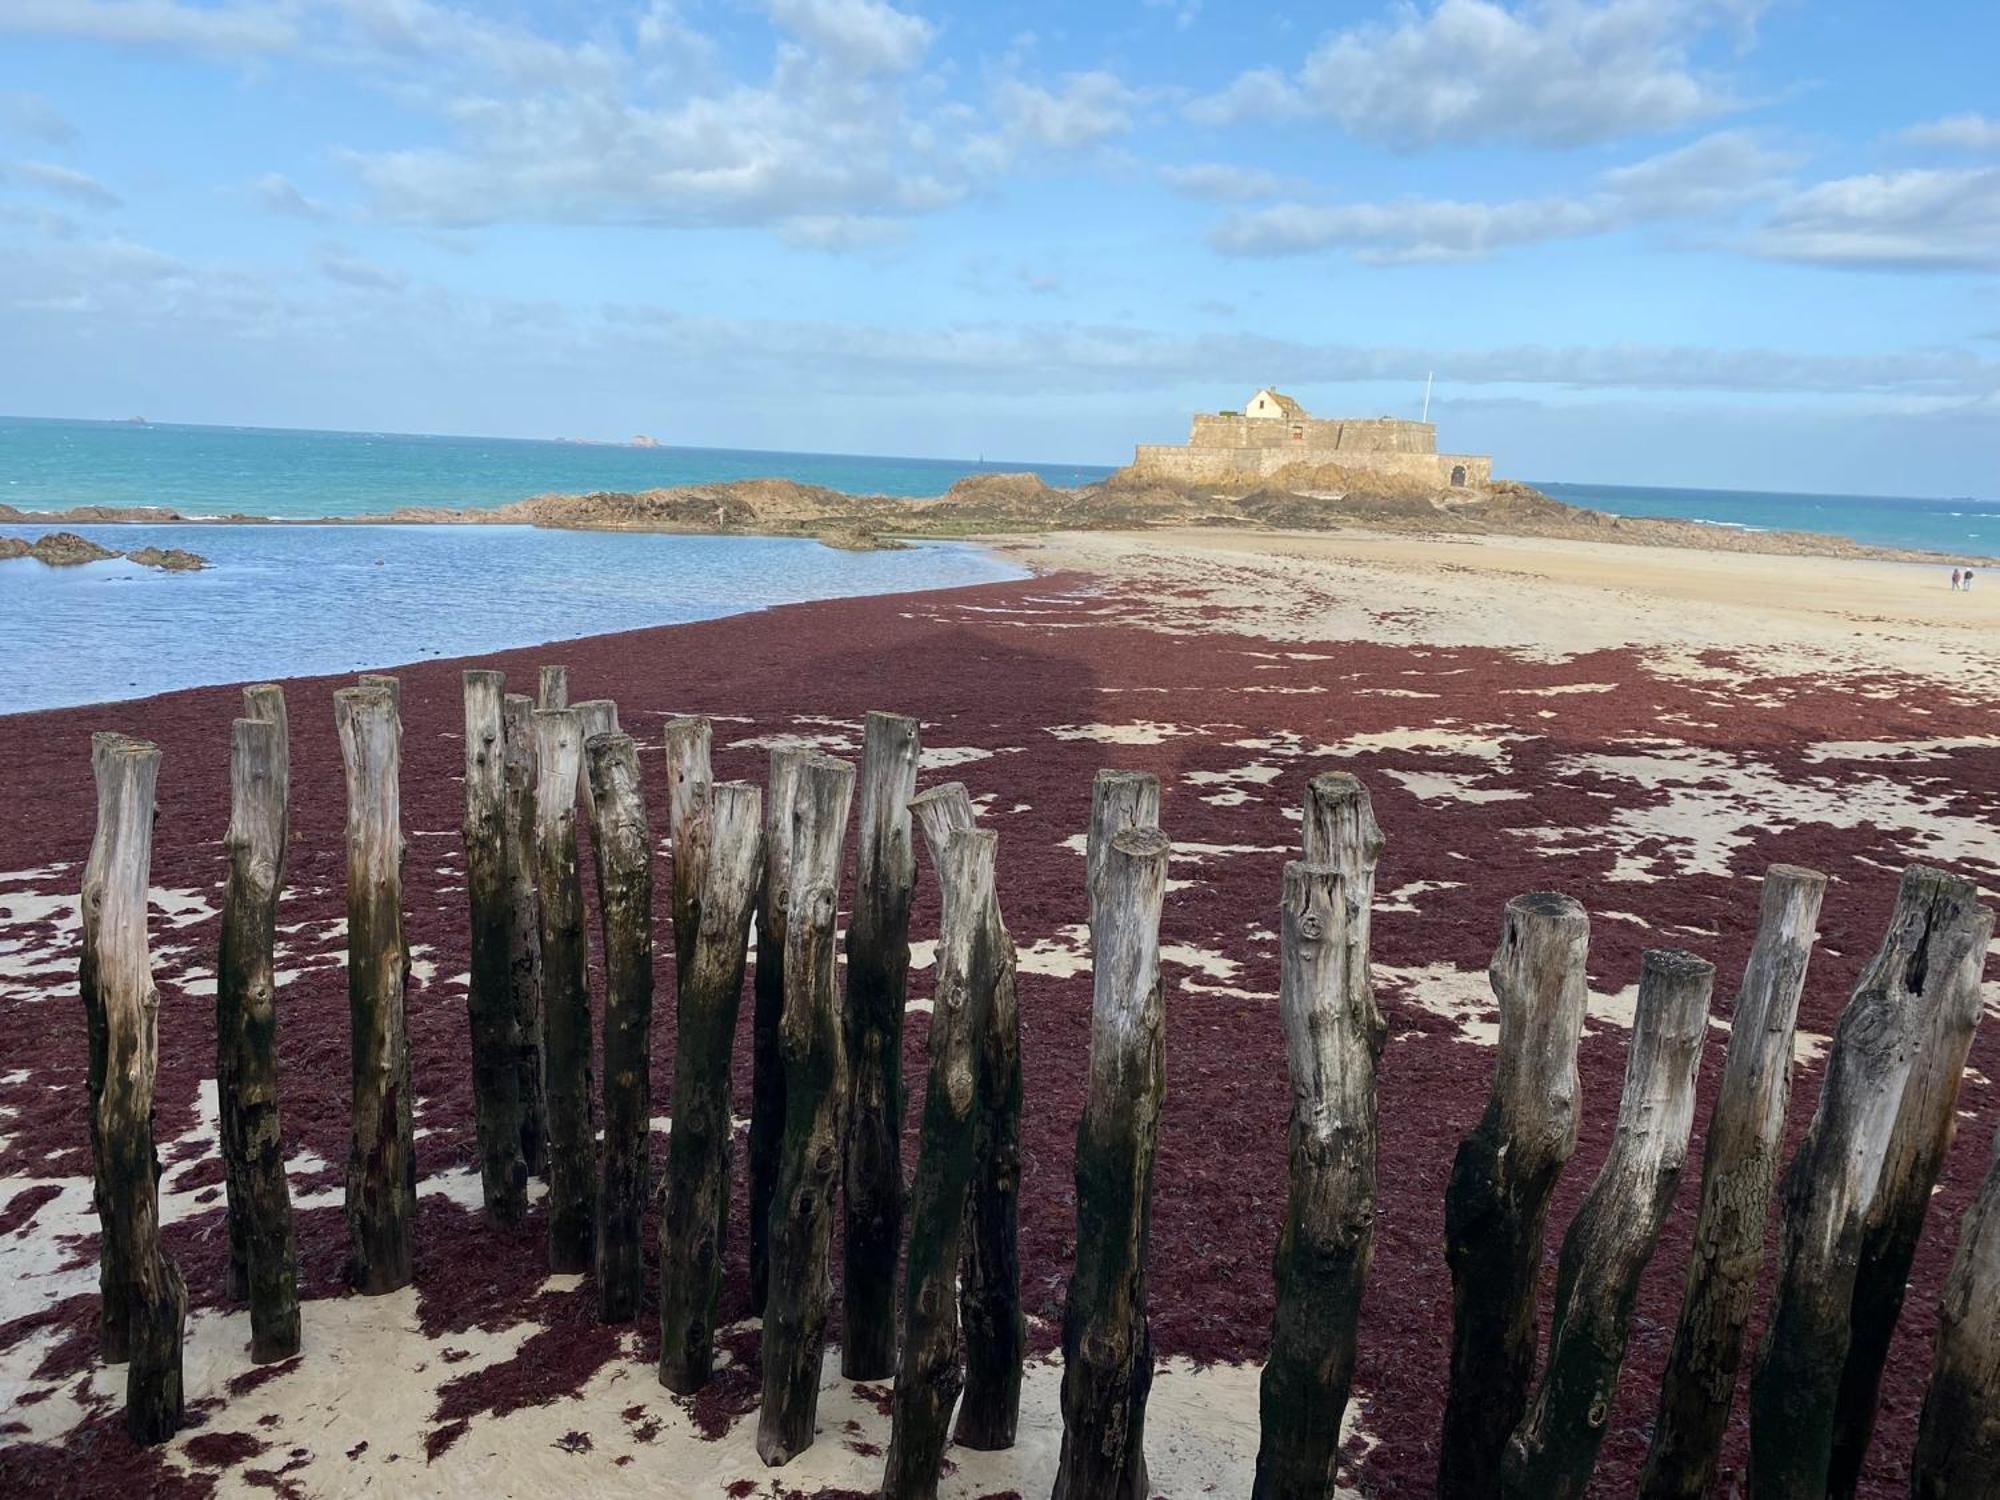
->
left=1130, top=390, right=1491, bottom=490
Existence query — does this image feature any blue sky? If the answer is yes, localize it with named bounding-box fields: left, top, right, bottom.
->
left=1, top=0, right=1996, bottom=495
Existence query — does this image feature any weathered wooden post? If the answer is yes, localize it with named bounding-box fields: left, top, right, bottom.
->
left=843, top=710, right=921, bottom=1380
left=1054, top=823, right=1171, bottom=1500
left=749, top=746, right=809, bottom=1313
left=1301, top=770, right=1386, bottom=1054
left=463, top=671, right=527, bottom=1224
left=1752, top=864, right=1984, bottom=1496
left=586, top=731, right=653, bottom=1321
left=538, top=664, right=568, bottom=712
left=1639, top=864, right=1826, bottom=1499
left=662, top=716, right=714, bottom=971
left=532, top=707, right=595, bottom=1274
left=1253, top=859, right=1375, bottom=1499
left=1087, top=768, right=1159, bottom=907
left=81, top=731, right=131, bottom=1362
left=658, top=780, right=764, bottom=1393
left=335, top=683, right=415, bottom=1295
left=1438, top=892, right=1591, bottom=1499
left=358, top=672, right=400, bottom=710
left=1748, top=866, right=1991, bottom=1499
left=882, top=827, right=999, bottom=1500
left=757, top=752, right=856, bottom=1467
left=501, top=692, right=547, bottom=1178
left=573, top=698, right=618, bottom=815
left=1501, top=948, right=1714, bottom=1500
left=910, top=781, right=1025, bottom=1452
left=217, top=708, right=302, bottom=1362
left=1911, top=1124, right=2000, bottom=1498
left=219, top=691, right=285, bottom=1304
left=88, top=736, right=188, bottom=1442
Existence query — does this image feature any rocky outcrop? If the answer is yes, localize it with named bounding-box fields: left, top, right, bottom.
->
left=125, top=547, right=209, bottom=572
left=0, top=532, right=209, bottom=570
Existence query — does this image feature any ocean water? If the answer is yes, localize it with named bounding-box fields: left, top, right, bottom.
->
left=0, top=416, right=1116, bottom=517
left=0, top=523, right=1026, bottom=715
left=1536, top=480, right=2000, bottom=558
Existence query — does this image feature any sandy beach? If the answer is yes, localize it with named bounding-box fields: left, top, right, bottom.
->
left=3, top=524, right=1996, bottom=1498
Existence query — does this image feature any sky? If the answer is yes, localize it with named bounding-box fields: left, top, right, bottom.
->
left=1, top=0, right=1997, bottom=496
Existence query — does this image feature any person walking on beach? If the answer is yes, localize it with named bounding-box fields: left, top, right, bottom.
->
left=1952, top=568, right=1963, bottom=590
left=1966, top=568, right=1976, bottom=591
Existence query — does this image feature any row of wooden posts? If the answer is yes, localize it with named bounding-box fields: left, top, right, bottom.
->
left=76, top=670, right=2000, bottom=1498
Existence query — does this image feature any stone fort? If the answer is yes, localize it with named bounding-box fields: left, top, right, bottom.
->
left=1130, top=388, right=1491, bottom=489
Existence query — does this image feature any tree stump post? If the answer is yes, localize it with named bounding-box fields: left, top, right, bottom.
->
left=911, top=781, right=1026, bottom=1452
left=1253, top=859, right=1376, bottom=1499
left=1054, top=823, right=1171, bottom=1500
left=757, top=752, right=856, bottom=1467
left=1501, top=948, right=1714, bottom=1500
left=586, top=731, right=654, bottom=1321
left=1087, top=769, right=1159, bottom=912
left=1911, top=1123, right=2000, bottom=1497
left=1438, top=892, right=1592, bottom=1498
left=335, top=684, right=415, bottom=1295
left=659, top=780, right=764, bottom=1393
left=217, top=710, right=302, bottom=1362
left=81, top=731, right=133, bottom=1362
left=501, top=692, right=547, bottom=1179
left=882, top=828, right=999, bottom=1500
left=357, top=671, right=400, bottom=710
left=750, top=746, right=810, bottom=1313
left=532, top=707, right=596, bottom=1274
left=1639, top=864, right=1826, bottom=1500
left=463, top=671, right=527, bottom=1224
left=663, top=716, right=714, bottom=974
left=1301, top=770, right=1387, bottom=1055
left=89, top=737, right=188, bottom=1442
left=573, top=698, right=618, bottom=816
left=538, top=664, right=568, bottom=712
left=843, top=710, right=921, bottom=1380
left=1748, top=866, right=1992, bottom=1499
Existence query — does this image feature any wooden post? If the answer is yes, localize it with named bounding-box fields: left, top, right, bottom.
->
left=1301, top=770, right=1387, bottom=1055
left=910, top=781, right=1026, bottom=1452
left=1087, top=769, right=1159, bottom=911
left=586, top=731, right=654, bottom=1322
left=757, top=752, right=855, bottom=1467
left=88, top=737, right=187, bottom=1442
left=1639, top=864, right=1827, bottom=1500
left=749, top=746, right=810, bottom=1313
left=81, top=731, right=132, bottom=1362
left=538, top=664, right=568, bottom=712
left=882, top=828, right=998, bottom=1500
left=242, top=683, right=290, bottom=855
left=1054, top=824, right=1170, bottom=1500
left=1438, top=892, right=1591, bottom=1499
left=663, top=716, right=714, bottom=974
left=842, top=710, right=921, bottom=1380
left=1253, top=859, right=1376, bottom=1499
left=501, top=692, right=547, bottom=1179
left=217, top=711, right=302, bottom=1363
left=335, top=684, right=415, bottom=1295
left=358, top=671, right=400, bottom=709
left=1748, top=865, right=1992, bottom=1499
left=658, top=780, right=764, bottom=1393
left=532, top=707, right=595, bottom=1274
left=1911, top=1123, right=2000, bottom=1498
left=1501, top=948, right=1714, bottom=1500
left=463, top=671, right=527, bottom=1224
left=573, top=698, right=618, bottom=815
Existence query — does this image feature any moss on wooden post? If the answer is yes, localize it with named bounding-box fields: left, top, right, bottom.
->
left=464, top=671, right=527, bottom=1224
left=1054, top=824, right=1170, bottom=1500
left=749, top=746, right=810, bottom=1314
left=501, top=692, right=547, bottom=1179
left=843, top=710, right=921, bottom=1381
left=335, top=684, right=415, bottom=1296
left=757, top=752, right=855, bottom=1467
left=1438, top=892, right=1591, bottom=1499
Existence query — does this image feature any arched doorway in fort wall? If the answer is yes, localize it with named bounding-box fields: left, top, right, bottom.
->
left=1450, top=464, right=1467, bottom=486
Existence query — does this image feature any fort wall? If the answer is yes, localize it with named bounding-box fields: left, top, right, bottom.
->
left=1130, top=444, right=1491, bottom=489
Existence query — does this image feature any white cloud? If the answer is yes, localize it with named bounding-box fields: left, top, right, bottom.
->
left=1189, top=0, right=1754, bottom=148
left=0, top=0, right=300, bottom=57
left=252, top=171, right=329, bottom=218
left=1212, top=130, right=1794, bottom=261
left=315, top=243, right=408, bottom=290
left=1158, top=162, right=1291, bottom=202
left=762, top=0, right=933, bottom=75
left=0, top=92, right=78, bottom=147
left=1898, top=113, right=2000, bottom=153
left=11, top=161, right=123, bottom=209
left=1750, top=167, right=2000, bottom=272
left=993, top=71, right=1141, bottom=151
